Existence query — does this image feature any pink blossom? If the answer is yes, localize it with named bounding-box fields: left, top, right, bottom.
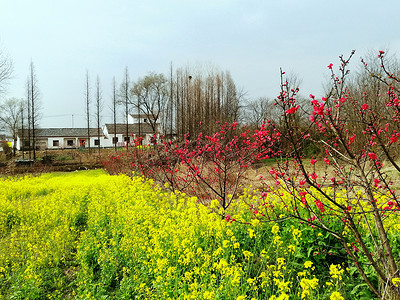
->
left=286, top=105, right=299, bottom=115
left=385, top=123, right=389, bottom=132
left=348, top=134, right=356, bottom=145
left=310, top=159, right=317, bottom=165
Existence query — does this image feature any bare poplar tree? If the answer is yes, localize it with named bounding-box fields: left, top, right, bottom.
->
left=168, top=62, right=174, bottom=138
left=20, top=100, right=25, bottom=159
left=95, top=76, right=103, bottom=156
left=28, top=61, right=40, bottom=160
left=111, top=77, right=117, bottom=151
left=121, top=67, right=131, bottom=148
left=26, top=78, right=31, bottom=158
left=173, top=65, right=242, bottom=138
left=85, top=70, right=91, bottom=152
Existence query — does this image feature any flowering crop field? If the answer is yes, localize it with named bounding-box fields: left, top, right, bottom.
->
left=0, top=170, right=382, bottom=299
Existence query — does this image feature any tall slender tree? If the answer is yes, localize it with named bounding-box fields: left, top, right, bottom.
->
left=85, top=70, right=91, bottom=152
left=28, top=61, right=40, bottom=160
left=111, top=77, right=117, bottom=151
left=95, top=76, right=103, bottom=156
left=121, top=67, right=131, bottom=148
left=26, top=78, right=31, bottom=159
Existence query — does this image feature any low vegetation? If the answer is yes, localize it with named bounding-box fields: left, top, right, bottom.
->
left=0, top=170, right=377, bottom=299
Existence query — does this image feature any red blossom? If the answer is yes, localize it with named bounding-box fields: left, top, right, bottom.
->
left=362, top=103, right=369, bottom=110
left=286, top=105, right=300, bottom=115
left=368, top=152, right=377, bottom=160
left=348, top=134, right=356, bottom=145
left=310, top=159, right=317, bottom=165
left=327, top=63, right=333, bottom=69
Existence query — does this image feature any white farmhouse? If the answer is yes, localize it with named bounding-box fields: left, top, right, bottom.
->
left=15, top=114, right=159, bottom=150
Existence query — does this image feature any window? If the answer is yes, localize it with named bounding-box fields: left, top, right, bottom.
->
left=53, top=140, right=59, bottom=147
left=112, top=137, right=118, bottom=144
left=124, top=136, right=130, bottom=142
left=143, top=118, right=147, bottom=123
left=94, top=139, right=100, bottom=146
left=67, top=139, right=74, bottom=146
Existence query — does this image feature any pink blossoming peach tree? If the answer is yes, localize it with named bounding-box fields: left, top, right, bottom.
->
left=255, top=50, right=400, bottom=299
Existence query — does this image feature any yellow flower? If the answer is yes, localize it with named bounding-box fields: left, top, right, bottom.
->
left=330, top=291, right=344, bottom=300
left=243, top=250, right=253, bottom=259
left=300, top=278, right=319, bottom=299
left=277, top=257, right=285, bottom=266
left=271, top=224, right=280, bottom=235
left=251, top=219, right=260, bottom=226
left=292, top=227, right=302, bottom=239
left=210, top=199, right=220, bottom=209
left=273, top=235, right=283, bottom=246
left=248, top=228, right=255, bottom=238
left=392, top=277, right=400, bottom=287
left=304, top=261, right=313, bottom=269
left=269, top=292, right=289, bottom=300
left=247, top=278, right=255, bottom=285
left=203, top=290, right=215, bottom=299
left=329, top=264, right=344, bottom=280
left=287, top=245, right=295, bottom=254
left=222, top=240, right=230, bottom=248
left=236, top=296, right=246, bottom=300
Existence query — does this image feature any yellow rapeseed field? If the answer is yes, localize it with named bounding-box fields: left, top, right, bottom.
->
left=0, top=170, right=374, bottom=299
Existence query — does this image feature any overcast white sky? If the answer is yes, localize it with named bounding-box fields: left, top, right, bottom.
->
left=1, top=0, right=399, bottom=128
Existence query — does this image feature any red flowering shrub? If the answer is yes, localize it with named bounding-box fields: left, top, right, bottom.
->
left=256, top=50, right=400, bottom=298
left=105, top=122, right=277, bottom=210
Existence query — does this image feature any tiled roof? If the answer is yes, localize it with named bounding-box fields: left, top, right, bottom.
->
left=18, top=128, right=103, bottom=137
left=105, top=123, right=156, bottom=134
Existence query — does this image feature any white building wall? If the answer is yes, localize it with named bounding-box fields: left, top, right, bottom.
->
left=48, top=137, right=64, bottom=149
